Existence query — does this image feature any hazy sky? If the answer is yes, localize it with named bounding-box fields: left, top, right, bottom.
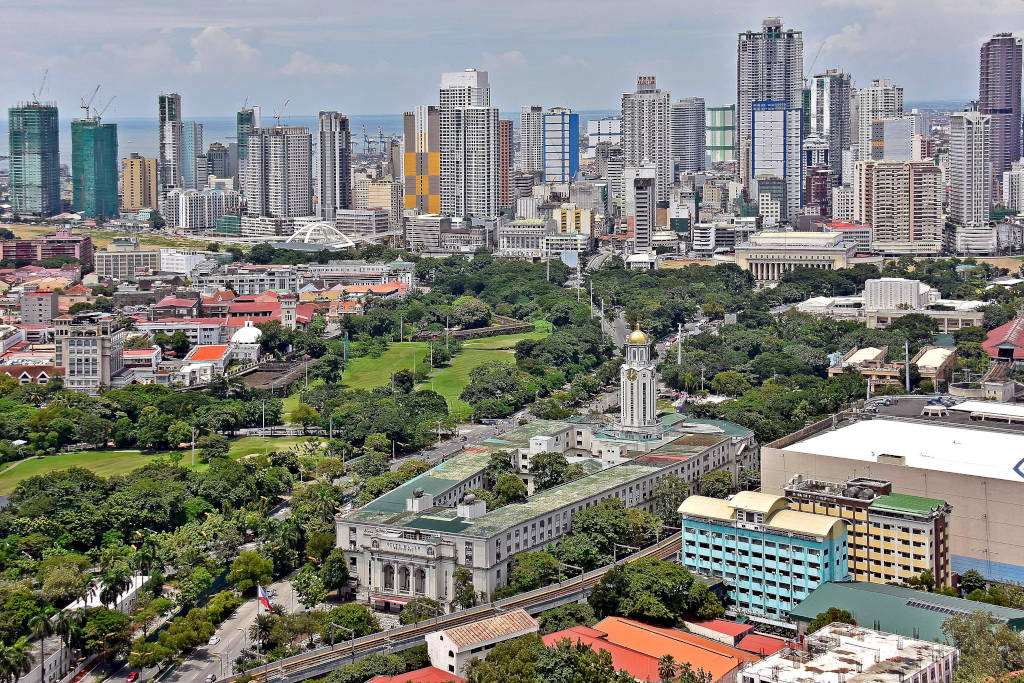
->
left=5, top=0, right=1024, bottom=119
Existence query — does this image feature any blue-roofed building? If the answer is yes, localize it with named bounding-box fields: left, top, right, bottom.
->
left=679, top=491, right=848, bottom=624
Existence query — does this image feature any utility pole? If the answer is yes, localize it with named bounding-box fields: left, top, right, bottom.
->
left=677, top=323, right=682, bottom=365
left=398, top=312, right=403, bottom=342
left=905, top=339, right=911, bottom=393
left=190, top=424, right=196, bottom=467
left=445, top=315, right=449, bottom=351
left=589, top=281, right=594, bottom=317
left=262, top=399, right=267, bottom=457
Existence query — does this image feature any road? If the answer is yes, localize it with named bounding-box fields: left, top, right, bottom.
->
left=221, top=533, right=682, bottom=683
left=388, top=420, right=508, bottom=470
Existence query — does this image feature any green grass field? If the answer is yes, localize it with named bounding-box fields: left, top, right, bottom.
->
left=423, top=348, right=515, bottom=414
left=226, top=436, right=323, bottom=459
left=0, top=451, right=155, bottom=495
left=341, top=342, right=429, bottom=391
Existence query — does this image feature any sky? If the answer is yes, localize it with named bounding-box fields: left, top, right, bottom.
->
left=4, top=0, right=1024, bottom=119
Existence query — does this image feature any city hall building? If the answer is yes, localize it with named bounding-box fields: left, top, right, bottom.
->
left=337, top=328, right=756, bottom=609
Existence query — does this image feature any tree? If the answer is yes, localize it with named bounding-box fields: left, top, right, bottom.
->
left=399, top=597, right=442, bottom=625
left=552, top=534, right=611, bottom=572
left=698, top=470, right=733, bottom=499
left=196, top=433, right=229, bottom=461
left=588, top=558, right=723, bottom=625
left=959, top=569, right=986, bottom=596
left=738, top=468, right=761, bottom=491
left=292, top=403, right=321, bottom=434
left=321, top=549, right=350, bottom=597
left=943, top=610, right=1024, bottom=682
left=807, top=607, right=856, bottom=633
left=167, top=421, right=193, bottom=449
left=465, top=633, right=544, bottom=683
left=710, top=371, right=751, bottom=397
left=453, top=568, right=477, bottom=609
left=28, top=607, right=54, bottom=683
left=227, top=551, right=273, bottom=595
left=484, top=450, right=514, bottom=488
left=538, top=603, right=597, bottom=635
left=493, top=473, right=528, bottom=506
left=528, top=452, right=572, bottom=491
left=292, top=563, right=328, bottom=610
left=320, top=604, right=380, bottom=641
left=652, top=475, right=689, bottom=525
left=0, top=637, right=34, bottom=683
left=497, top=552, right=560, bottom=598
left=535, top=638, right=635, bottom=683
left=452, top=296, right=492, bottom=329
left=658, top=655, right=679, bottom=682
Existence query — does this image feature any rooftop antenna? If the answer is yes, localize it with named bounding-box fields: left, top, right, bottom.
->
left=242, top=95, right=249, bottom=111
left=80, top=84, right=101, bottom=119
left=273, top=98, right=290, bottom=126
left=32, top=68, right=49, bottom=105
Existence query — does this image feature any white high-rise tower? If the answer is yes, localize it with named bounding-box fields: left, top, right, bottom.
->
left=439, top=69, right=500, bottom=218
left=950, top=111, right=994, bottom=254
left=621, top=76, right=672, bottom=203
left=244, top=126, right=313, bottom=218
left=619, top=326, right=661, bottom=436
left=317, top=111, right=352, bottom=220
left=856, top=79, right=904, bottom=154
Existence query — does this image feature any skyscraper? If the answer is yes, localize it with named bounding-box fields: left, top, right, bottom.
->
left=810, top=69, right=852, bottom=186
left=316, top=111, right=352, bottom=220
left=181, top=121, right=204, bottom=190
left=624, top=164, right=657, bottom=256
left=519, top=106, right=544, bottom=173
left=206, top=142, right=232, bottom=179
left=670, top=97, right=706, bottom=173
left=736, top=18, right=804, bottom=173
left=158, top=93, right=182, bottom=192
left=949, top=111, right=993, bottom=254
left=8, top=102, right=60, bottom=215
left=120, top=153, right=158, bottom=212
left=621, top=76, right=672, bottom=202
left=499, top=118, right=513, bottom=209
left=244, top=126, right=313, bottom=218
left=542, top=107, right=579, bottom=182
left=439, top=69, right=500, bottom=218
left=71, top=117, right=118, bottom=218
left=979, top=33, right=1022, bottom=201
left=854, top=160, right=943, bottom=255
left=403, top=105, right=441, bottom=214
left=236, top=105, right=261, bottom=183
left=856, top=79, right=904, bottom=154
left=752, top=100, right=803, bottom=220
left=706, top=105, right=736, bottom=164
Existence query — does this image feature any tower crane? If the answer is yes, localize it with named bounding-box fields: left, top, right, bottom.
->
left=32, top=68, right=48, bottom=105
left=95, top=95, right=116, bottom=123
left=273, top=98, right=290, bottom=126
left=80, top=85, right=101, bottom=119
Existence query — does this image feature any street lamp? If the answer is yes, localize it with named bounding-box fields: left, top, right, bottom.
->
left=329, top=622, right=356, bottom=664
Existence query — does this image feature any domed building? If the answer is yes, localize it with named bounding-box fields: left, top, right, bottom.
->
left=230, top=320, right=263, bottom=363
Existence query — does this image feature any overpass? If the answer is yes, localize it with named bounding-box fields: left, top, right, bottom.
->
left=222, top=532, right=682, bottom=683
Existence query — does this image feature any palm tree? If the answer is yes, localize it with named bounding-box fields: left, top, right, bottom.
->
left=658, top=654, right=678, bottom=682
left=249, top=614, right=274, bottom=653
left=5, top=637, right=35, bottom=683
left=28, top=608, right=54, bottom=683
left=99, top=568, right=131, bottom=610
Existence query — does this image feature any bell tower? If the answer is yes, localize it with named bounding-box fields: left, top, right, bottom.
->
left=619, top=324, right=661, bottom=436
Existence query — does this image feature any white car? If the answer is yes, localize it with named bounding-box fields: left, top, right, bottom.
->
left=208, top=635, right=220, bottom=646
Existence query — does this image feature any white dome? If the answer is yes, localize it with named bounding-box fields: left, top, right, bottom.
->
left=231, top=321, right=263, bottom=344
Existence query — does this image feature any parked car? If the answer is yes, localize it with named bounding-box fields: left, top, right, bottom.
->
left=127, top=674, right=139, bottom=683
left=208, top=635, right=220, bottom=646
left=205, top=676, right=217, bottom=683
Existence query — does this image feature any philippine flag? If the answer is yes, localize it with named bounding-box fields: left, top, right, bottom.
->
left=257, top=585, right=272, bottom=610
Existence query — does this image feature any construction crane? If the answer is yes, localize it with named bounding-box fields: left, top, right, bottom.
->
left=803, top=37, right=828, bottom=85
left=273, top=98, right=290, bottom=126
left=32, top=68, right=48, bottom=105
left=95, top=95, right=116, bottom=123
left=80, top=85, right=101, bottom=119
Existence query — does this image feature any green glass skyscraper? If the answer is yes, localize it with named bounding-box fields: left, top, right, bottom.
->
left=8, top=103, right=60, bottom=215
left=71, top=118, right=118, bottom=217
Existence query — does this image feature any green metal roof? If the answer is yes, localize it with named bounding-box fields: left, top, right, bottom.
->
left=683, top=418, right=755, bottom=438
left=791, top=582, right=1024, bottom=643
left=870, top=493, right=947, bottom=516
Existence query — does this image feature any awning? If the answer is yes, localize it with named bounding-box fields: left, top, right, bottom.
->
left=371, top=594, right=411, bottom=605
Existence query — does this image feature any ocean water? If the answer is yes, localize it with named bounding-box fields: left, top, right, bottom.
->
left=0, top=110, right=620, bottom=164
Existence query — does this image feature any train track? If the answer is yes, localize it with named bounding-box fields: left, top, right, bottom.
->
left=225, top=533, right=682, bottom=683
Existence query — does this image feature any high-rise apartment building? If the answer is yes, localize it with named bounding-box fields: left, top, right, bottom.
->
left=869, top=118, right=912, bottom=161
left=980, top=33, right=1022, bottom=201
left=586, top=117, right=621, bottom=158
left=856, top=79, right=904, bottom=154
left=624, top=164, right=657, bottom=254
left=403, top=106, right=441, bottom=214
left=439, top=69, right=499, bottom=218
left=8, top=103, right=60, bottom=216
left=706, top=105, right=736, bottom=164
left=854, top=160, right=943, bottom=255
left=1003, top=159, right=1024, bottom=211
left=158, top=93, right=183, bottom=191
left=810, top=69, right=851, bottom=185
left=71, top=118, right=118, bottom=218
left=181, top=121, right=203, bottom=190
left=244, top=126, right=313, bottom=219
left=206, top=142, right=231, bottom=179
left=353, top=177, right=403, bottom=231
left=519, top=106, right=544, bottom=173
left=54, top=313, right=125, bottom=395
left=316, top=111, right=352, bottom=220
left=752, top=101, right=802, bottom=220
left=499, top=119, right=513, bottom=209
left=236, top=106, right=261, bottom=182
left=621, top=76, right=672, bottom=202
left=542, top=107, right=579, bottom=182
left=949, top=111, right=994, bottom=254
left=736, top=18, right=804, bottom=171
left=120, top=153, right=158, bottom=212
left=670, top=97, right=706, bottom=174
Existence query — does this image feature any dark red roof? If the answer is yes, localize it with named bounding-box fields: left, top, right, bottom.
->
left=736, top=633, right=795, bottom=657
left=367, top=666, right=465, bottom=683
left=983, top=316, right=1024, bottom=360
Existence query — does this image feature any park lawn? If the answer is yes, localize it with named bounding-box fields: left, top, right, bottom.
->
left=282, top=378, right=325, bottom=421
left=0, top=450, right=156, bottom=495
left=424, top=348, right=515, bottom=415
left=463, top=329, right=549, bottom=350
left=341, top=342, right=428, bottom=390
left=226, top=435, right=324, bottom=460
left=10, top=223, right=212, bottom=251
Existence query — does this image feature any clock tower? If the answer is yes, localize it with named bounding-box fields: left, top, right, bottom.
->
left=619, top=324, right=661, bottom=436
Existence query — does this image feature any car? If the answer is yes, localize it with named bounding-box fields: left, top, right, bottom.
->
left=205, top=676, right=217, bottom=683
left=127, top=674, right=139, bottom=682
left=208, top=635, right=220, bottom=646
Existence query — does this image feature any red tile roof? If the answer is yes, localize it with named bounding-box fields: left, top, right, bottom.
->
left=984, top=316, right=1024, bottom=360
left=543, top=627, right=660, bottom=682
left=367, top=666, right=465, bottom=683
left=64, top=284, right=90, bottom=294
left=186, top=345, right=230, bottom=362
left=736, top=633, right=794, bottom=657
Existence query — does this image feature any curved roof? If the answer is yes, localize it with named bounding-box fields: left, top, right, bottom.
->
left=231, top=320, right=263, bottom=344
left=767, top=509, right=845, bottom=539
left=729, top=490, right=790, bottom=515
left=284, top=222, right=357, bottom=247
left=678, top=495, right=735, bottom=521
left=628, top=328, right=648, bottom=345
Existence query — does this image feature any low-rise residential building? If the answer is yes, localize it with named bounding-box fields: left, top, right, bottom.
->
left=784, top=476, right=952, bottom=587
left=679, top=492, right=849, bottom=622
left=425, top=609, right=537, bottom=678
left=93, top=236, right=160, bottom=280
left=827, top=345, right=956, bottom=390
left=739, top=623, right=958, bottom=683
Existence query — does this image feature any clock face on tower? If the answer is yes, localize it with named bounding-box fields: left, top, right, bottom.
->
left=626, top=368, right=638, bottom=381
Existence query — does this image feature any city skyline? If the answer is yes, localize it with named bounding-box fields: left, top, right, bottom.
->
left=4, top=1, right=1024, bottom=119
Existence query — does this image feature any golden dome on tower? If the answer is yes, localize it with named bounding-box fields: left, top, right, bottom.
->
left=628, top=326, right=648, bottom=345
